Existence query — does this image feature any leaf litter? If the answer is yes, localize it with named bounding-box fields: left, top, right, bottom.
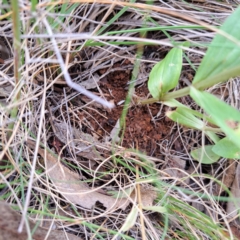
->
left=1, top=1, right=240, bottom=239
left=27, top=140, right=157, bottom=211
left=0, top=201, right=82, bottom=240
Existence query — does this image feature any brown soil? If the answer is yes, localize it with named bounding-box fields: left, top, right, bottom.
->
left=76, top=60, right=185, bottom=159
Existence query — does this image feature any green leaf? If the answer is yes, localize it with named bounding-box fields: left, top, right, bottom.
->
left=191, top=145, right=220, bottom=164
left=163, top=99, right=186, bottom=108
left=205, top=131, right=220, bottom=144
left=193, top=7, right=240, bottom=86
left=182, top=41, right=191, bottom=48
left=148, top=47, right=182, bottom=99
left=165, top=102, right=220, bottom=143
left=120, top=205, right=138, bottom=232
left=166, top=107, right=205, bottom=130
left=142, top=205, right=167, bottom=214
left=163, top=99, right=217, bottom=126
left=190, top=87, right=240, bottom=149
left=212, top=137, right=240, bottom=159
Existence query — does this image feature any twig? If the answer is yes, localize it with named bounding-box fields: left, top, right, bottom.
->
left=42, top=16, right=114, bottom=109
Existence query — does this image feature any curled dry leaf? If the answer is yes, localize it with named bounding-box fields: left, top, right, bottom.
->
left=163, top=156, right=187, bottom=180
left=52, top=120, right=102, bottom=160
left=27, top=141, right=129, bottom=210
left=133, top=185, right=157, bottom=207
left=79, top=73, right=100, bottom=90
left=108, top=185, right=157, bottom=207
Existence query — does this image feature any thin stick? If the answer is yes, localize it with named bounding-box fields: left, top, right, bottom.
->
left=42, top=17, right=114, bottom=109
left=136, top=166, right=147, bottom=240
left=18, top=68, right=47, bottom=233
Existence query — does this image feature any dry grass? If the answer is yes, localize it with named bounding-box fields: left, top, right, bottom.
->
left=0, top=0, right=240, bottom=239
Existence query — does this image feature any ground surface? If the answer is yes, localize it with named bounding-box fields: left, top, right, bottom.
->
left=84, top=62, right=174, bottom=156
left=1, top=1, right=240, bottom=239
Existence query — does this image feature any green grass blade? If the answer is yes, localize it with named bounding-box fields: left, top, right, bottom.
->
left=51, top=3, right=79, bottom=30
left=31, top=0, right=38, bottom=12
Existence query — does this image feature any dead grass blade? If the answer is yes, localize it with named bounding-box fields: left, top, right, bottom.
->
left=27, top=140, right=130, bottom=210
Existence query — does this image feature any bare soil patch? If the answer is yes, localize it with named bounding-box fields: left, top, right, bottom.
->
left=88, top=62, right=175, bottom=157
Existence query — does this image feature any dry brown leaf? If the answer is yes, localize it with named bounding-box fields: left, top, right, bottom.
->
left=79, top=73, right=100, bottom=90
left=163, top=156, right=187, bottom=180
left=0, top=201, right=82, bottom=240
left=226, top=162, right=240, bottom=221
left=51, top=120, right=102, bottom=160
left=214, top=159, right=236, bottom=196
left=28, top=141, right=129, bottom=210
left=229, top=225, right=240, bottom=239
left=109, top=185, right=157, bottom=207
left=0, top=83, right=13, bottom=98
left=0, top=38, right=11, bottom=59
left=132, top=185, right=157, bottom=207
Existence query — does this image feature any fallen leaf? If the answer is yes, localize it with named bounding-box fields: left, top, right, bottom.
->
left=79, top=73, right=100, bottom=90
left=132, top=185, right=157, bottom=207
left=142, top=205, right=167, bottom=214
left=214, top=159, right=236, bottom=195
left=27, top=140, right=129, bottom=210
left=109, top=185, right=157, bottom=207
left=120, top=205, right=139, bottom=232
left=0, top=201, right=82, bottom=240
left=226, top=162, right=240, bottom=222
left=52, top=120, right=102, bottom=160
left=163, top=156, right=187, bottom=180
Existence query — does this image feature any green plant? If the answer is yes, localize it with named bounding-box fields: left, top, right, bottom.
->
left=143, top=6, right=240, bottom=164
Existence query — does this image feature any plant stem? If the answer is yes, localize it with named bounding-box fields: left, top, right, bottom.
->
left=140, top=64, right=240, bottom=105
left=139, top=86, right=190, bottom=104
left=138, top=97, right=158, bottom=105
left=8, top=0, right=21, bottom=139
left=204, top=127, right=222, bottom=133
left=162, top=86, right=190, bottom=100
